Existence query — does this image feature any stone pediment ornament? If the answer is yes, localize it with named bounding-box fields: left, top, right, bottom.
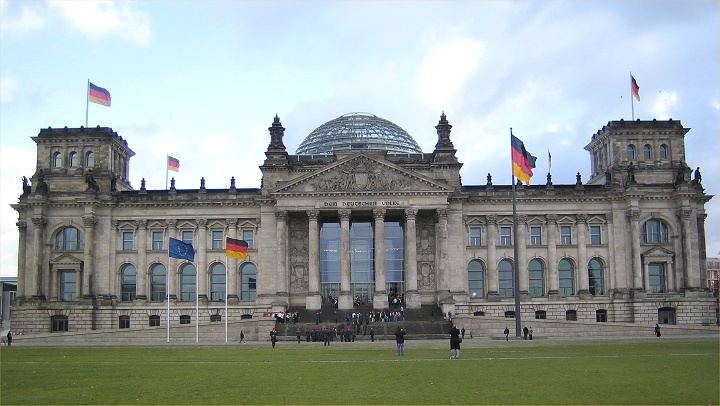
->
left=50, top=253, right=83, bottom=267
left=642, top=246, right=675, bottom=257
left=271, top=154, right=454, bottom=195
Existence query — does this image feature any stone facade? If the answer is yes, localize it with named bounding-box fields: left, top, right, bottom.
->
left=9, top=115, right=716, bottom=337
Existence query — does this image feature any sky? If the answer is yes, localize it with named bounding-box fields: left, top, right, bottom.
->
left=1, top=0, right=718, bottom=278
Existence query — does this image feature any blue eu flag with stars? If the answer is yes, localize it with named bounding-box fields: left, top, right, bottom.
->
left=169, top=238, right=195, bottom=261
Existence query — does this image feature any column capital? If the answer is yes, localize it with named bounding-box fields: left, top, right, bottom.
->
left=31, top=216, right=46, bottom=228
left=132, top=219, right=145, bottom=229
left=373, top=208, right=386, bottom=220
left=677, top=209, right=692, bottom=220
left=196, top=218, right=208, bottom=228
left=275, top=210, right=288, bottom=221
left=404, top=208, right=417, bottom=220
left=166, top=219, right=177, bottom=229
left=486, top=215, right=497, bottom=225
left=226, top=218, right=239, bottom=227
left=576, top=213, right=588, bottom=223
left=338, top=209, right=351, bottom=220
left=626, top=210, right=640, bottom=221
left=16, top=220, right=27, bottom=231
left=306, top=209, right=320, bottom=221
left=546, top=214, right=558, bottom=224
left=518, top=214, right=528, bottom=224
left=435, top=208, right=449, bottom=219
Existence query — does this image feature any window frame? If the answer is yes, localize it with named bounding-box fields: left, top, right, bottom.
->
left=152, top=231, right=164, bottom=251
left=627, top=144, right=636, bottom=160
left=150, top=264, right=167, bottom=302
left=209, top=263, right=226, bottom=301
left=498, top=259, right=514, bottom=297
left=528, top=259, right=545, bottom=297
left=85, top=151, right=95, bottom=167
left=467, top=259, right=485, bottom=299
left=242, top=229, right=254, bottom=249
left=530, top=226, right=542, bottom=246
left=500, top=227, right=512, bottom=246
left=240, top=262, right=257, bottom=301
left=659, top=144, right=668, bottom=160
left=211, top=230, right=224, bottom=250
left=590, top=225, right=602, bottom=245
left=122, top=231, right=134, bottom=251
left=120, top=264, right=137, bottom=302
left=643, top=144, right=652, bottom=160
left=469, top=227, right=481, bottom=246
left=119, top=315, right=130, bottom=329
left=52, top=151, right=63, bottom=168
left=59, top=270, right=76, bottom=301
left=560, top=226, right=572, bottom=245
left=69, top=152, right=79, bottom=168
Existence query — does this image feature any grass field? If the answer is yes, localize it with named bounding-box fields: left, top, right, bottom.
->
left=1, top=337, right=718, bottom=405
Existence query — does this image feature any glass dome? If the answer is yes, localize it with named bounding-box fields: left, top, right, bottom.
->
left=295, top=113, right=423, bottom=154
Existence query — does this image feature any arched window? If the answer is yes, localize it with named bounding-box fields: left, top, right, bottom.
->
left=149, top=315, right=161, bottom=327
left=643, top=144, right=652, bottom=160
left=121, top=264, right=136, bottom=301
left=180, top=264, right=196, bottom=301
left=467, top=260, right=485, bottom=298
left=150, top=264, right=166, bottom=302
left=558, top=259, right=575, bottom=296
left=498, top=259, right=514, bottom=298
left=85, top=151, right=95, bottom=167
left=642, top=219, right=669, bottom=243
left=69, top=152, right=79, bottom=167
left=55, top=227, right=84, bottom=251
left=659, top=144, right=668, bottom=160
left=240, top=263, right=257, bottom=301
left=210, top=263, right=226, bottom=301
left=658, top=307, right=676, bottom=325
left=528, top=259, right=545, bottom=297
left=52, top=152, right=63, bottom=168
left=627, top=144, right=636, bottom=160
left=119, top=315, right=130, bottom=329
left=588, top=258, right=605, bottom=295
left=51, top=315, right=69, bottom=332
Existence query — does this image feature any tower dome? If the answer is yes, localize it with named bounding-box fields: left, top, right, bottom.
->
left=295, top=112, right=422, bottom=154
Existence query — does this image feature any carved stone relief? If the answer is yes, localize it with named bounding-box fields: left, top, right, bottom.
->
left=288, top=215, right=309, bottom=293
left=416, top=212, right=436, bottom=290
left=310, top=158, right=415, bottom=192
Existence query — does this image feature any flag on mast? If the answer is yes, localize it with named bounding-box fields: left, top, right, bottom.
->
left=511, top=133, right=537, bottom=185
left=226, top=237, right=249, bottom=259
left=168, top=238, right=195, bottom=261
left=548, top=149, right=552, bottom=169
left=631, top=75, right=640, bottom=101
left=88, top=82, right=111, bottom=106
left=168, top=156, right=180, bottom=172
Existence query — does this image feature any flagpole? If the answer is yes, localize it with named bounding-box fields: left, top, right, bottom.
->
left=510, top=128, right=522, bottom=338
left=195, top=235, right=199, bottom=343
left=167, top=264, right=170, bottom=343
left=85, top=79, right=89, bottom=128
left=630, top=72, right=635, bottom=121
left=225, top=258, right=228, bottom=343
left=166, top=154, right=169, bottom=190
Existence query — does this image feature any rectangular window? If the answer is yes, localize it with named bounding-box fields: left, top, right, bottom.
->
left=530, top=226, right=542, bottom=245
left=212, top=230, right=224, bottom=249
left=152, top=231, right=163, bottom=250
left=560, top=226, right=572, bottom=245
left=60, top=271, right=76, bottom=301
left=648, top=263, right=666, bottom=293
left=500, top=227, right=512, bottom=246
left=242, top=229, right=254, bottom=249
left=469, top=227, right=481, bottom=246
left=590, top=226, right=602, bottom=244
left=122, top=231, right=134, bottom=251
left=182, top=231, right=193, bottom=245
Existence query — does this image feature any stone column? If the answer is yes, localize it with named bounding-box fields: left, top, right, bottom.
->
left=404, top=208, right=420, bottom=308
left=275, top=210, right=288, bottom=298
left=679, top=209, right=697, bottom=289
left=197, top=218, right=207, bottom=302
left=436, top=209, right=450, bottom=295
left=306, top=210, right=322, bottom=309
left=372, top=208, right=387, bottom=309
left=486, top=215, right=499, bottom=299
left=16, top=221, right=27, bottom=298
left=226, top=218, right=239, bottom=304
left=577, top=214, right=590, bottom=295
left=161, top=219, right=176, bottom=303
left=517, top=215, right=529, bottom=297
left=627, top=210, right=643, bottom=290
left=339, top=209, right=352, bottom=309
left=31, top=216, right=46, bottom=299
left=82, top=215, right=97, bottom=298
left=546, top=215, right=559, bottom=297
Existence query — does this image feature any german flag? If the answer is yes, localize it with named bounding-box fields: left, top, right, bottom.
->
left=511, top=134, right=537, bottom=185
left=226, top=237, right=248, bottom=259
left=631, top=75, right=640, bottom=101
left=88, top=81, right=111, bottom=106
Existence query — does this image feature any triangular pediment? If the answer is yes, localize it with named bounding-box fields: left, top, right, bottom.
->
left=51, top=253, right=83, bottom=266
left=643, top=246, right=675, bottom=257
left=271, top=154, right=454, bottom=195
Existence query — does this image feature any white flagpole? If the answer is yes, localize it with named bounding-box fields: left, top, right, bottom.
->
left=85, top=79, right=90, bottom=128
left=225, top=259, right=228, bottom=343
left=510, top=128, right=522, bottom=338
left=166, top=264, right=170, bottom=343
left=630, top=72, right=635, bottom=121
left=166, top=154, right=169, bottom=190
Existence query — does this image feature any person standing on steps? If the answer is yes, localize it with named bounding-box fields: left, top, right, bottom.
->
left=449, top=325, right=461, bottom=359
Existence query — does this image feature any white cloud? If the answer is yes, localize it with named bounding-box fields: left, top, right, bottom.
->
left=0, top=2, right=46, bottom=34
left=651, top=91, right=679, bottom=119
left=49, top=0, right=151, bottom=45
left=418, top=38, right=486, bottom=110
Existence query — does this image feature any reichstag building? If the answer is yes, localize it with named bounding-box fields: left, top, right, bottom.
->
left=10, top=112, right=715, bottom=334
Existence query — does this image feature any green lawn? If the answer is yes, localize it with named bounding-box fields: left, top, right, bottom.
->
left=1, top=337, right=718, bottom=405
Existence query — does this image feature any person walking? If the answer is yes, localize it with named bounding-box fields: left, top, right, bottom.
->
left=654, top=324, right=661, bottom=337
left=240, top=330, right=245, bottom=343
left=296, top=329, right=302, bottom=344
left=270, top=328, right=278, bottom=348
left=461, top=327, right=466, bottom=340
left=522, top=326, right=529, bottom=340
left=370, top=327, right=375, bottom=342
left=449, top=325, right=461, bottom=359
left=504, top=327, right=510, bottom=341
left=394, top=327, right=406, bottom=356
left=6, top=331, right=12, bottom=346
left=529, top=327, right=533, bottom=340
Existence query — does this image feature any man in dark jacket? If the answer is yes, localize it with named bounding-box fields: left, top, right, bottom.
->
left=450, top=325, right=461, bottom=359
left=394, top=327, right=406, bottom=356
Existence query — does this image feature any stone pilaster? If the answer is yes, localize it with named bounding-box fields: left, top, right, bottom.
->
left=16, top=221, right=27, bottom=298
left=627, top=210, right=643, bottom=291
left=372, top=208, right=387, bottom=309
left=436, top=209, right=450, bottom=297
left=306, top=210, right=321, bottom=310
left=486, top=215, right=499, bottom=300
left=517, top=215, right=529, bottom=297
left=576, top=214, right=590, bottom=296
left=275, top=210, right=288, bottom=300
left=31, top=216, right=46, bottom=299
left=82, top=215, right=97, bottom=298
left=197, top=218, right=207, bottom=302
left=546, top=214, right=559, bottom=297
left=404, top=208, right=420, bottom=308
left=338, top=209, right=352, bottom=309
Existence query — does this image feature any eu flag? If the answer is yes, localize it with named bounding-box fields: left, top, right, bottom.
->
left=169, top=237, right=195, bottom=261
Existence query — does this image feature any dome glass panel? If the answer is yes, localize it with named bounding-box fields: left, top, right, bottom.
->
left=296, top=113, right=422, bottom=154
